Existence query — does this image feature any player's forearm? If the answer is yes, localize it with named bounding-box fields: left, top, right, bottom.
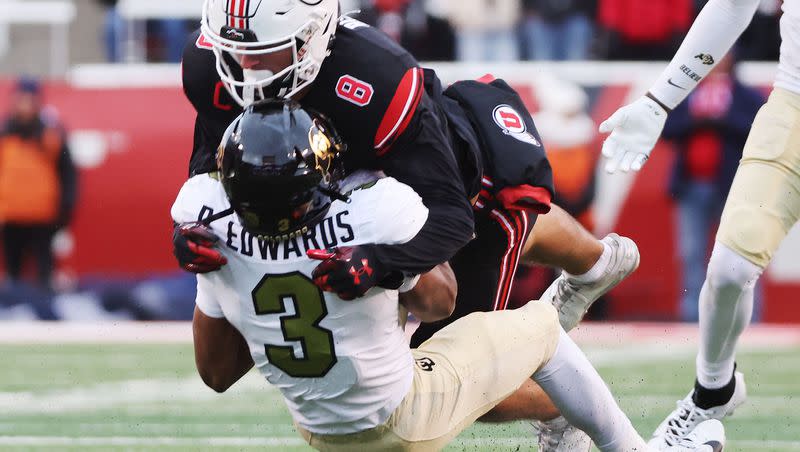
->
left=399, top=263, right=457, bottom=323
left=372, top=201, right=473, bottom=276
left=649, top=0, right=760, bottom=110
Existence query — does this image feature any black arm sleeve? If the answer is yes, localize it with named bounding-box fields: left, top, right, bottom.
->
left=373, top=93, right=474, bottom=275
left=189, top=113, right=226, bottom=177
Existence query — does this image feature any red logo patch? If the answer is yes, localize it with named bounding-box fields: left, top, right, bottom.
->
left=493, top=105, right=526, bottom=134
left=492, top=104, right=541, bottom=147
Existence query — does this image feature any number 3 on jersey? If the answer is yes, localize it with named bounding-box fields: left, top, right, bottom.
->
left=252, top=272, right=337, bottom=378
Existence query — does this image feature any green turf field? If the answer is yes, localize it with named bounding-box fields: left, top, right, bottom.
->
left=0, top=338, right=798, bottom=451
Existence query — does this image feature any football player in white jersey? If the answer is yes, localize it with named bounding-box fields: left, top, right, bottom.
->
left=173, top=100, right=726, bottom=451
left=599, top=0, right=798, bottom=448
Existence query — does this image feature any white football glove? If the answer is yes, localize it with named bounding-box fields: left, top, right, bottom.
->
left=599, top=95, right=668, bottom=173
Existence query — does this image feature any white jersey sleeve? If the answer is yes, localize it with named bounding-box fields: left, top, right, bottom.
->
left=344, top=175, right=429, bottom=246
left=195, top=275, right=225, bottom=318
left=171, top=174, right=232, bottom=318
left=170, top=173, right=230, bottom=225
left=648, top=0, right=761, bottom=109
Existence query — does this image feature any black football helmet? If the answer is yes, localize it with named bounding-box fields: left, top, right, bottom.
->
left=217, top=100, right=346, bottom=240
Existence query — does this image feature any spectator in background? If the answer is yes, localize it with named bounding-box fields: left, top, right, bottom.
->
left=662, top=52, right=764, bottom=321
left=96, top=0, right=192, bottom=63
left=358, top=0, right=456, bottom=61
left=598, top=0, right=693, bottom=60
left=533, top=76, right=597, bottom=227
left=737, top=0, right=781, bottom=61
left=519, top=0, right=596, bottom=61
left=0, top=77, right=77, bottom=291
left=446, top=0, right=520, bottom=61
left=97, top=0, right=125, bottom=62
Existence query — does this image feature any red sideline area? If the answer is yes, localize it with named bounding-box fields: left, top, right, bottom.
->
left=0, top=79, right=798, bottom=322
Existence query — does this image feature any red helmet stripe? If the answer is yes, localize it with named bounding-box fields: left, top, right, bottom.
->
left=237, top=0, right=246, bottom=29
left=227, top=0, right=235, bottom=28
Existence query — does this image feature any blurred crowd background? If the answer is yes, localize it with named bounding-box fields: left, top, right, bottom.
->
left=0, top=0, right=792, bottom=323
left=0, top=0, right=784, bottom=75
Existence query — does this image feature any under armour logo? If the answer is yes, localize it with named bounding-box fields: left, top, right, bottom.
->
left=225, top=29, right=245, bottom=41
left=348, top=259, right=373, bottom=285
left=415, top=357, right=435, bottom=372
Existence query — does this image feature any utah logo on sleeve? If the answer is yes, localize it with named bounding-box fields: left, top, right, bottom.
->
left=492, top=104, right=541, bottom=147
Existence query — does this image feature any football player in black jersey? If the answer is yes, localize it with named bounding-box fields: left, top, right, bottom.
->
left=174, top=1, right=641, bottom=447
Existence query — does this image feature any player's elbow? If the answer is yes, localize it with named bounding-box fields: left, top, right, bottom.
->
left=402, top=263, right=457, bottom=322
left=199, top=370, right=234, bottom=393
left=432, top=283, right=457, bottom=320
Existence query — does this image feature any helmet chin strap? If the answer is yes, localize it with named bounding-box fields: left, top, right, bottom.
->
left=200, top=207, right=235, bottom=226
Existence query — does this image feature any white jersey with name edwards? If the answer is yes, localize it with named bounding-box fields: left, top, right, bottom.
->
left=171, top=172, right=429, bottom=435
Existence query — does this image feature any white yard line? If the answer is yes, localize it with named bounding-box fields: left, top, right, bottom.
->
left=0, top=373, right=272, bottom=414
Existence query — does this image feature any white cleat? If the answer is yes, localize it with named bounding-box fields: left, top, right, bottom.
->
left=649, top=373, right=746, bottom=450
left=659, top=419, right=725, bottom=452
left=534, top=416, right=592, bottom=452
left=541, top=233, right=640, bottom=331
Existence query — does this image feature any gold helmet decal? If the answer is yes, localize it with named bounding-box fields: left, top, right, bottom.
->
left=215, top=143, right=225, bottom=170
left=308, top=120, right=334, bottom=182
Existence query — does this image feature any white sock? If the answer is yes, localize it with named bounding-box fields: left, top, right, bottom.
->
left=566, top=241, right=612, bottom=283
left=696, top=242, right=762, bottom=389
left=533, top=328, right=648, bottom=452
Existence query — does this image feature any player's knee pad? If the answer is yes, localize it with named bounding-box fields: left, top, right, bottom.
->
left=705, top=242, right=763, bottom=301
left=717, top=200, right=789, bottom=267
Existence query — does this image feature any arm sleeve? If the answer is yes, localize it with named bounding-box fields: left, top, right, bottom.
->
left=188, top=115, right=223, bottom=177
left=374, top=93, right=475, bottom=275
left=195, top=275, right=225, bottom=318
left=371, top=178, right=430, bottom=245
left=171, top=176, right=206, bottom=224
left=649, top=0, right=761, bottom=109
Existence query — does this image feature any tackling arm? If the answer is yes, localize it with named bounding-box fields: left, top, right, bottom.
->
left=376, top=93, right=475, bottom=275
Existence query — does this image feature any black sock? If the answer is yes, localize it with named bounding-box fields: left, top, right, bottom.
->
left=692, top=366, right=737, bottom=410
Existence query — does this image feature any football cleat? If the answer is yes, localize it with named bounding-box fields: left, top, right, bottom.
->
left=534, top=416, right=592, bottom=452
left=541, top=233, right=640, bottom=331
left=649, top=373, right=745, bottom=449
left=659, top=419, right=725, bottom=452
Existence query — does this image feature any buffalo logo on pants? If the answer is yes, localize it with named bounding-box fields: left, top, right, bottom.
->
left=492, top=105, right=541, bottom=147
left=415, top=357, right=436, bottom=372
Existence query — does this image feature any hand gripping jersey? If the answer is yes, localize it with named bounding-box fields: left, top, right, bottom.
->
left=171, top=172, right=428, bottom=434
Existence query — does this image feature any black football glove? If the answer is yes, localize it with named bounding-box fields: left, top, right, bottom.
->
left=172, top=222, right=227, bottom=274
left=307, top=245, right=402, bottom=300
